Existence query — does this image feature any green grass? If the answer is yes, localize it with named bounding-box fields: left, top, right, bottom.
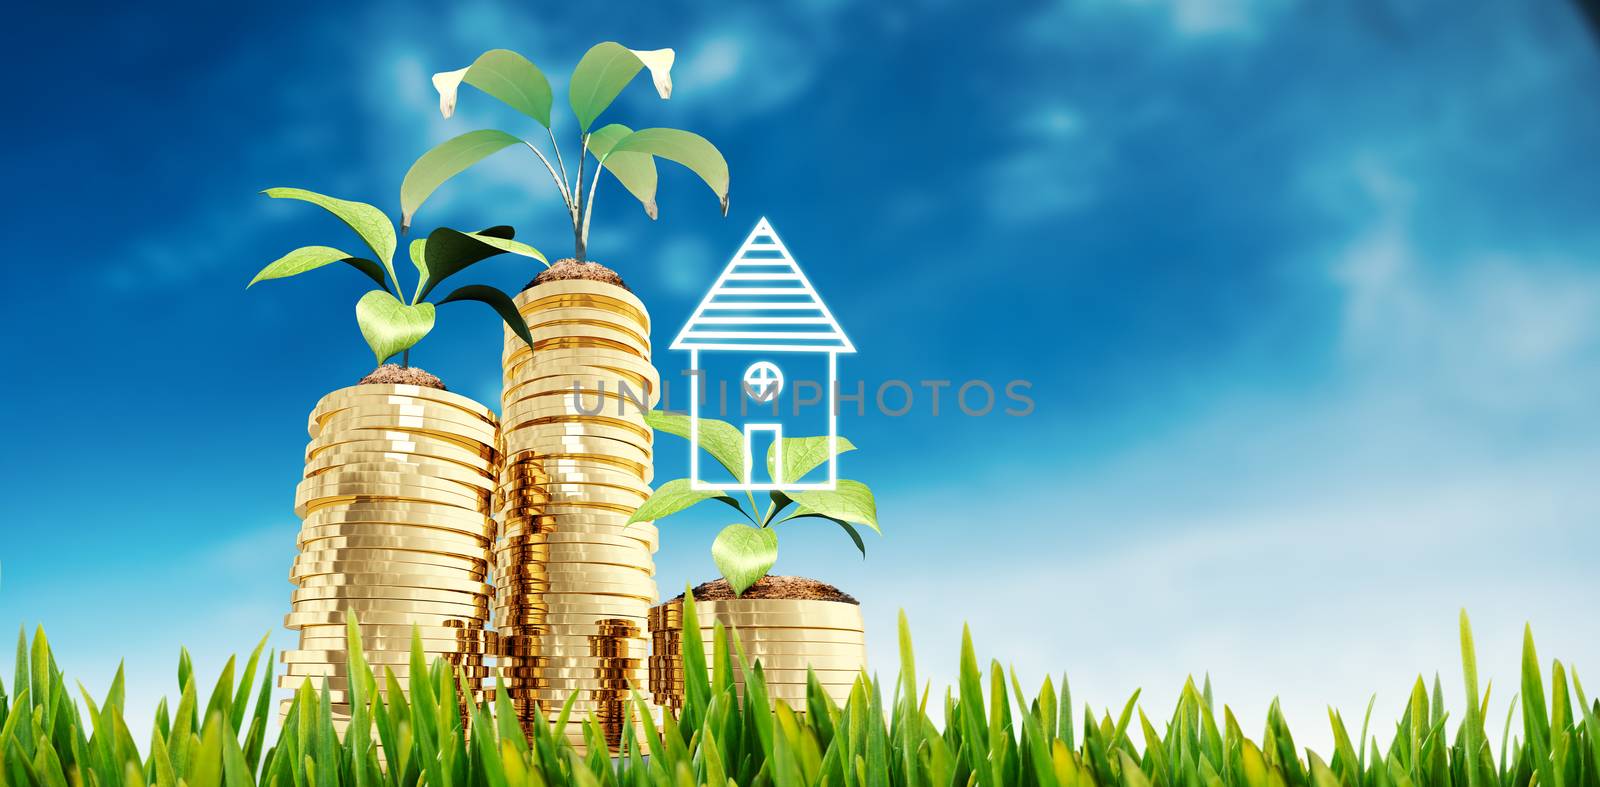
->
left=1, top=605, right=1596, bottom=787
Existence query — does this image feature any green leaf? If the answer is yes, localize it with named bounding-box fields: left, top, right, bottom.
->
left=437, top=284, right=532, bottom=352
left=355, top=290, right=435, bottom=364
left=262, top=188, right=397, bottom=287
left=433, top=49, right=552, bottom=126
left=629, top=479, right=736, bottom=525
left=711, top=524, right=778, bottom=595
left=568, top=42, right=673, bottom=132
left=589, top=123, right=659, bottom=219
left=644, top=410, right=747, bottom=482
left=767, top=436, right=857, bottom=485
left=606, top=128, right=729, bottom=215
left=246, top=246, right=390, bottom=292
left=400, top=129, right=524, bottom=231
left=415, top=226, right=544, bottom=303
left=785, top=480, right=879, bottom=532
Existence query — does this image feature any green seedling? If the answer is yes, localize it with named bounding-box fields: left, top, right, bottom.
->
left=631, top=411, right=880, bottom=595
left=249, top=187, right=542, bottom=366
left=400, top=44, right=730, bottom=261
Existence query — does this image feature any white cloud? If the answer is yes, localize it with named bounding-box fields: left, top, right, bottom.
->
left=982, top=103, right=1107, bottom=225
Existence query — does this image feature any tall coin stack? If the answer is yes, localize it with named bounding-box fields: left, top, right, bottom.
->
left=649, top=597, right=868, bottom=710
left=494, top=279, right=662, bottom=751
left=280, top=384, right=500, bottom=732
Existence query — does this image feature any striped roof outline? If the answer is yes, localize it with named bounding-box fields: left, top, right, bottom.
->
left=670, top=217, right=855, bottom=353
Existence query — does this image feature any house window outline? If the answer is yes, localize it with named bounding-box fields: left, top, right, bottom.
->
left=672, top=217, right=855, bottom=492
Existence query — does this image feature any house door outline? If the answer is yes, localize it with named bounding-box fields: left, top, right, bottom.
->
left=743, top=424, right=783, bottom=486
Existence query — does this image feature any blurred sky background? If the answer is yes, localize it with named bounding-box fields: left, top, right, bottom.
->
left=3, top=0, right=1599, bottom=751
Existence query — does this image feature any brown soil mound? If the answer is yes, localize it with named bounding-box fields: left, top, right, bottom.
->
left=358, top=364, right=446, bottom=390
left=677, top=576, right=858, bottom=604
left=526, top=259, right=628, bottom=291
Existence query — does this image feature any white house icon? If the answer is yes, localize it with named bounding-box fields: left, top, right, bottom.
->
left=670, top=217, right=855, bottom=492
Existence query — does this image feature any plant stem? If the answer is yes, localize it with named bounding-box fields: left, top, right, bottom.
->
left=522, top=140, right=574, bottom=212
left=547, top=126, right=571, bottom=196
left=573, top=134, right=590, bottom=261
left=401, top=349, right=409, bottom=369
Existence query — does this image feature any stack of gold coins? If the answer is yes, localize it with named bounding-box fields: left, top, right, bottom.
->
left=278, top=383, right=499, bottom=729
left=648, top=597, right=867, bottom=710
left=493, top=279, right=662, bottom=751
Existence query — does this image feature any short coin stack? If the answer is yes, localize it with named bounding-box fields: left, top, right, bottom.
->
left=279, top=383, right=500, bottom=731
left=493, top=279, right=662, bottom=751
left=649, top=597, right=867, bottom=710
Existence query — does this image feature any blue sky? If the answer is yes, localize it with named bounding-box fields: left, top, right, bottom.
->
left=3, top=0, right=1599, bottom=750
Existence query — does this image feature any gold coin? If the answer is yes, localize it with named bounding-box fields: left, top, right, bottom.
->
left=502, top=311, right=650, bottom=345
left=296, top=636, right=492, bottom=653
left=516, top=280, right=649, bottom=315
left=509, top=527, right=658, bottom=552
left=306, top=434, right=495, bottom=467
left=295, top=571, right=491, bottom=592
left=291, top=597, right=487, bottom=616
left=499, top=438, right=651, bottom=468
left=514, top=307, right=651, bottom=342
left=305, top=444, right=496, bottom=477
left=529, top=601, right=651, bottom=617
left=502, top=499, right=643, bottom=520
left=497, top=529, right=655, bottom=551
left=500, top=689, right=649, bottom=705
left=315, top=384, right=496, bottom=421
left=488, top=658, right=643, bottom=672
left=315, top=403, right=497, bottom=436
left=496, top=632, right=647, bottom=648
left=532, top=612, right=648, bottom=626
left=499, top=465, right=650, bottom=494
left=497, top=435, right=651, bottom=467
left=500, top=393, right=651, bottom=427
left=539, top=541, right=652, bottom=563
left=486, top=665, right=643, bottom=675
left=308, top=424, right=494, bottom=456
left=276, top=673, right=487, bottom=694
left=502, top=327, right=650, bottom=361
left=295, top=622, right=489, bottom=640
left=647, top=625, right=865, bottom=646
left=290, top=585, right=488, bottom=606
left=500, top=386, right=652, bottom=416
left=295, top=484, right=486, bottom=518
left=494, top=625, right=644, bottom=640
left=648, top=656, right=864, bottom=674
left=502, top=585, right=656, bottom=603
left=503, top=482, right=650, bottom=506
left=501, top=342, right=656, bottom=372
left=495, top=646, right=647, bottom=660
left=294, top=547, right=486, bottom=572
left=313, top=396, right=496, bottom=431
left=503, top=367, right=659, bottom=405
left=306, top=459, right=495, bottom=492
left=500, top=407, right=651, bottom=440
left=281, top=662, right=488, bottom=679
left=282, top=648, right=489, bottom=665
left=503, top=511, right=655, bottom=532
left=302, top=504, right=494, bottom=533
left=299, top=528, right=491, bottom=551
left=312, top=403, right=497, bottom=442
left=291, top=563, right=483, bottom=588
left=323, top=416, right=495, bottom=448
left=299, top=469, right=491, bottom=499
left=528, top=566, right=654, bottom=586
left=666, top=613, right=864, bottom=632
left=650, top=642, right=866, bottom=660
left=298, top=535, right=491, bottom=560
left=502, top=376, right=653, bottom=411
left=286, top=609, right=485, bottom=629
